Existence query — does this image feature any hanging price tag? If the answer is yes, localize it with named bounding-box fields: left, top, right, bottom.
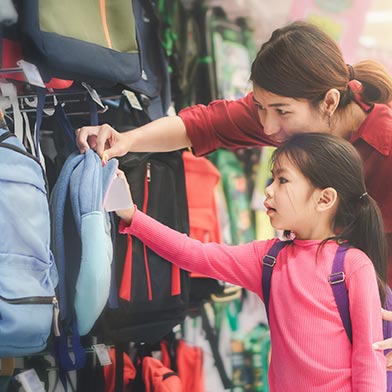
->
left=104, top=176, right=133, bottom=212
left=15, top=369, right=45, bottom=392
left=93, top=344, right=112, bottom=366
left=16, top=60, right=46, bottom=88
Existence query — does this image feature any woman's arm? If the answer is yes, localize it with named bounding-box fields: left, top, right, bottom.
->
left=76, top=93, right=272, bottom=159
left=76, top=116, right=191, bottom=159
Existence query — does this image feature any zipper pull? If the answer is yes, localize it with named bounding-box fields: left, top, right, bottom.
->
left=52, top=297, right=60, bottom=337
left=146, top=162, right=151, bottom=182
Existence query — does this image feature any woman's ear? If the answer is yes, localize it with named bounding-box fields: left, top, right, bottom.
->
left=322, top=88, right=340, bottom=116
left=316, top=187, right=338, bottom=212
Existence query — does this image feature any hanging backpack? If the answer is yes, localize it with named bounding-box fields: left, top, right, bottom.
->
left=98, top=150, right=190, bottom=346
left=0, top=128, right=58, bottom=357
left=49, top=149, right=118, bottom=385
left=183, top=151, right=242, bottom=308
left=18, top=0, right=140, bottom=86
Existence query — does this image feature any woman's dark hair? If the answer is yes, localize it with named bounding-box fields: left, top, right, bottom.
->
left=250, top=21, right=392, bottom=110
left=271, top=133, right=387, bottom=302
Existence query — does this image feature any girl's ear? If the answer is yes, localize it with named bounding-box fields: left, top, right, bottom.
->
left=316, top=187, right=338, bottom=212
left=321, top=88, right=340, bottom=115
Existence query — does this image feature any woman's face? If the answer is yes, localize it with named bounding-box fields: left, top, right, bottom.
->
left=253, top=87, right=329, bottom=143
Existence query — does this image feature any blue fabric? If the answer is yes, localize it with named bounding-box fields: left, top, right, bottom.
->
left=0, top=128, right=57, bottom=356
left=50, top=149, right=117, bottom=335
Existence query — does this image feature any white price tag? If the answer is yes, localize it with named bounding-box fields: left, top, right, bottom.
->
left=104, top=176, right=133, bottom=212
left=122, top=90, right=143, bottom=110
left=93, top=344, right=112, bottom=366
left=81, top=82, right=107, bottom=110
left=15, top=369, right=45, bottom=392
left=16, top=60, right=46, bottom=88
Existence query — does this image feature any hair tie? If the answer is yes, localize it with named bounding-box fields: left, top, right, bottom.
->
left=347, top=64, right=355, bottom=81
left=359, top=191, right=368, bottom=200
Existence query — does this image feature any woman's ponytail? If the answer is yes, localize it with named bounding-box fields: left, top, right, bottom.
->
left=353, top=60, right=392, bottom=104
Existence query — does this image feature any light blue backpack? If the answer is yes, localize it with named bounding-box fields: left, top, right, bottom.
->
left=50, top=149, right=117, bottom=336
left=0, top=128, right=58, bottom=357
left=50, top=149, right=117, bottom=375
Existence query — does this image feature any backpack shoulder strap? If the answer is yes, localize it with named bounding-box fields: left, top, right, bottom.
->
left=329, top=244, right=352, bottom=343
left=262, top=240, right=292, bottom=322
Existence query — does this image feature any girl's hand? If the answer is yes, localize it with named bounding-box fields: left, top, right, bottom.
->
left=114, top=169, right=135, bottom=225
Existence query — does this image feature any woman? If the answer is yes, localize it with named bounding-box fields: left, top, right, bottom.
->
left=76, top=21, right=392, bottom=287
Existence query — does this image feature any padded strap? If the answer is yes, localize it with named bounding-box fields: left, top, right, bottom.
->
left=34, top=87, right=46, bottom=161
left=330, top=244, right=352, bottom=343
left=261, top=240, right=292, bottom=322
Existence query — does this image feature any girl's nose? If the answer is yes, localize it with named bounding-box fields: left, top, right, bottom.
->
left=265, top=182, right=273, bottom=198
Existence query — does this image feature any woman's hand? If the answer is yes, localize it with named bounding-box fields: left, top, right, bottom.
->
left=76, top=124, right=130, bottom=160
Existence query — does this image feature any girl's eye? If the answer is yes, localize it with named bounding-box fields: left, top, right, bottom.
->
left=278, top=177, right=288, bottom=184
left=277, top=109, right=288, bottom=115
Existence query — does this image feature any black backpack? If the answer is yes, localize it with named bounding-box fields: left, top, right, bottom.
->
left=97, top=150, right=190, bottom=346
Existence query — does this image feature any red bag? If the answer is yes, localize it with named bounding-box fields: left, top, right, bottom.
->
left=103, top=348, right=136, bottom=392
left=161, top=339, right=205, bottom=392
left=142, top=356, right=183, bottom=392
left=2, top=38, right=73, bottom=89
left=176, top=340, right=205, bottom=392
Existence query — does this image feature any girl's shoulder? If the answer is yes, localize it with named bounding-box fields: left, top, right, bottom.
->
left=343, top=246, right=374, bottom=274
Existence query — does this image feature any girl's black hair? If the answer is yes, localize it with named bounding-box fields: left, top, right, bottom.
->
left=271, top=133, right=387, bottom=302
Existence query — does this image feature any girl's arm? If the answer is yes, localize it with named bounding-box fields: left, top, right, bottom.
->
left=119, top=208, right=274, bottom=295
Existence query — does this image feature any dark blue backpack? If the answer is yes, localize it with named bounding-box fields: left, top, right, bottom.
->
left=0, top=128, right=58, bottom=357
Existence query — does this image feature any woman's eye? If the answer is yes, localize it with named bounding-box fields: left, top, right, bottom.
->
left=277, top=109, right=288, bottom=115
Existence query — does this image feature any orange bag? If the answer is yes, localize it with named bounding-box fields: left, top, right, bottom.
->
left=142, top=356, right=183, bottom=392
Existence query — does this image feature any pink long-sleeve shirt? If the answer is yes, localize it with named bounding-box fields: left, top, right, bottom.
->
left=120, top=209, right=386, bottom=391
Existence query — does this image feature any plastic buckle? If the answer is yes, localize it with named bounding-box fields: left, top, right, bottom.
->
left=263, top=255, right=277, bottom=268
left=329, top=272, right=345, bottom=285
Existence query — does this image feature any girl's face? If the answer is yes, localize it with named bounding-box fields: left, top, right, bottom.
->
left=253, top=87, right=329, bottom=143
left=264, top=154, right=329, bottom=239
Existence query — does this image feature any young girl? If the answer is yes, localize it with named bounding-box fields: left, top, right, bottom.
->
left=116, top=133, right=387, bottom=391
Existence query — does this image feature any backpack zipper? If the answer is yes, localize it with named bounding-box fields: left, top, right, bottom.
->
left=143, top=162, right=153, bottom=301
left=119, top=162, right=152, bottom=302
left=0, top=295, right=60, bottom=336
left=142, top=161, right=181, bottom=298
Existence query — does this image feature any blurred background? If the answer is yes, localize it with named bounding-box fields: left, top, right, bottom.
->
left=206, top=0, right=392, bottom=73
